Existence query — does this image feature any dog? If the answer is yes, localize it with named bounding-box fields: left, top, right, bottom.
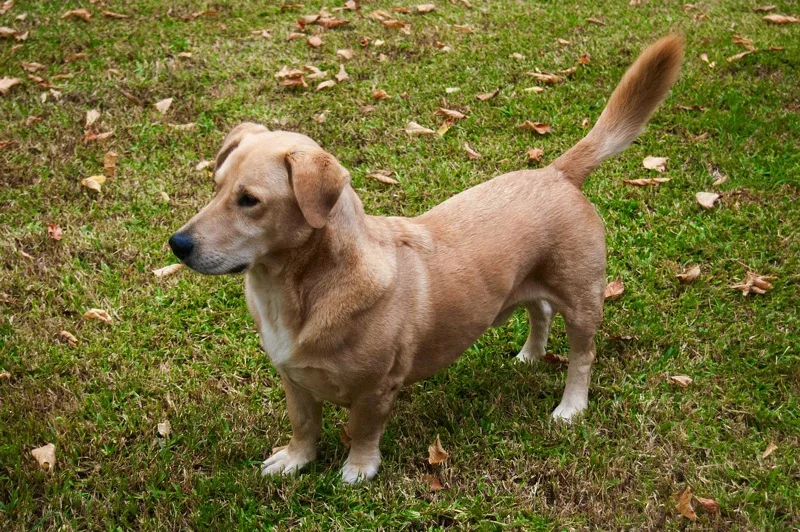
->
left=169, top=35, right=683, bottom=483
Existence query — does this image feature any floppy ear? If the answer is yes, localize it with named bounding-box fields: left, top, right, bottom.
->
left=286, top=147, right=350, bottom=229
left=215, top=122, right=269, bottom=171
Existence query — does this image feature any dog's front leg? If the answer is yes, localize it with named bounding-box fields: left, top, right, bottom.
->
left=341, top=387, right=398, bottom=484
left=261, top=375, right=322, bottom=477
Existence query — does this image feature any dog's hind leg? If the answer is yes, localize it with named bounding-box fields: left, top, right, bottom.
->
left=516, top=300, right=555, bottom=363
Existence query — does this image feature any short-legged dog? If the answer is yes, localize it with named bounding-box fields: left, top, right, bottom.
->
left=170, top=35, right=683, bottom=483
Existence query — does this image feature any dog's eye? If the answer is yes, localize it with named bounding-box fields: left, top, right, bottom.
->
left=237, top=193, right=259, bottom=207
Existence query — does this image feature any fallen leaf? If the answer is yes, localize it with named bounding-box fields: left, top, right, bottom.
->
left=159, top=191, right=170, bottom=203
left=731, top=272, right=776, bottom=296
left=316, top=79, right=336, bottom=91
left=372, top=89, right=390, bottom=100
left=0, top=77, right=22, bottom=95
left=543, top=352, right=569, bottom=365
left=694, top=496, right=720, bottom=514
left=676, top=265, right=701, bottom=284
left=578, top=52, right=591, bottom=65
left=669, top=375, right=693, bottom=388
left=85, top=109, right=100, bottom=127
left=21, top=61, right=45, bottom=72
left=405, top=121, right=436, bottom=136
left=623, top=177, right=671, bottom=186
left=604, top=278, right=624, bottom=300
left=367, top=169, right=399, bottom=185
left=336, top=48, right=354, bottom=60
left=727, top=50, right=754, bottom=63
left=517, top=121, right=551, bottom=134
left=31, top=444, right=56, bottom=472
left=0, top=140, right=15, bottom=150
left=695, top=191, right=720, bottom=209
left=527, top=147, right=544, bottom=162
left=319, top=17, right=349, bottom=29
left=196, top=160, right=213, bottom=171
left=423, top=474, right=445, bottom=491
left=510, top=52, right=524, bottom=60
left=676, top=487, right=697, bottom=521
left=754, top=5, right=777, bottom=12
left=157, top=420, right=171, bottom=438
left=464, top=142, right=482, bottom=160
left=699, top=53, right=715, bottom=68
left=81, top=175, right=107, bottom=192
left=47, top=223, right=63, bottom=241
left=373, top=39, right=385, bottom=47
left=286, top=32, right=305, bottom=41
left=437, top=120, right=453, bottom=136
left=84, top=308, right=112, bottom=324
left=762, top=442, right=777, bottom=458
left=307, top=35, right=323, bottom=47
left=281, top=76, right=307, bottom=87
left=453, top=24, right=473, bottom=33
left=334, top=64, right=349, bottom=82
left=428, top=434, right=449, bottom=464
left=476, top=88, right=500, bottom=101
left=630, top=0, right=641, bottom=5
left=709, top=166, right=728, bottom=187
left=525, top=86, right=545, bottom=94
left=102, top=10, right=129, bottom=19
left=557, top=37, right=571, bottom=45
left=642, top=156, right=668, bottom=172
left=416, top=4, right=436, bottom=13
left=154, top=98, right=173, bottom=114
left=275, top=66, right=305, bottom=80
left=153, top=263, right=185, bottom=278
left=82, top=130, right=114, bottom=143
left=65, top=52, right=88, bottom=63
left=437, top=108, right=466, bottom=120
left=586, top=17, right=605, bottom=25
left=298, top=14, right=320, bottom=26
left=59, top=330, right=78, bottom=346
left=190, top=9, right=217, bottom=19
left=0, top=1, right=12, bottom=16
left=526, top=72, right=562, bottom=84
left=360, top=105, right=376, bottom=114
left=0, top=371, right=9, bottom=378
left=445, top=87, right=459, bottom=94
left=342, top=0, right=357, bottom=11
left=62, top=8, right=92, bottom=21
left=104, top=151, right=118, bottom=177
left=732, top=35, right=755, bottom=51
left=763, top=14, right=799, bottom=24
left=314, top=111, right=327, bottom=123
left=359, top=36, right=371, bottom=47
left=558, top=66, right=578, bottom=75
left=251, top=29, right=271, bottom=38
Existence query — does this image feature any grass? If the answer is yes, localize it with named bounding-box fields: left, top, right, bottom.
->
left=1, top=0, right=799, bottom=529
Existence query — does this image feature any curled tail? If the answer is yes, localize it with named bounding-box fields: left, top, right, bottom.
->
left=553, top=34, right=684, bottom=188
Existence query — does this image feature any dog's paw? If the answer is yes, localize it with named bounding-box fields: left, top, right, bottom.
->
left=341, top=455, right=380, bottom=484
left=551, top=400, right=587, bottom=423
left=515, top=349, right=542, bottom=364
left=260, top=447, right=314, bottom=477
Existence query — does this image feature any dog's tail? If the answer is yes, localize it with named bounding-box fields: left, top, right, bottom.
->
left=553, top=34, right=684, bottom=188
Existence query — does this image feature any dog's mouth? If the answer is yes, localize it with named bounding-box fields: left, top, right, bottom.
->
left=228, top=264, right=248, bottom=274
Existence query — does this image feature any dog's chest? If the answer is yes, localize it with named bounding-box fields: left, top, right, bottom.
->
left=248, top=283, right=293, bottom=367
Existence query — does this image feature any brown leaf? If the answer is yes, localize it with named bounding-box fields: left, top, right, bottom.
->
left=82, top=130, right=114, bottom=143
left=316, top=79, right=336, bottom=91
left=525, top=86, right=545, bottom=94
left=367, top=169, right=399, bottom=185
left=709, top=166, right=728, bottom=187
left=304, top=65, right=328, bottom=80
left=334, top=64, right=350, bottom=82
left=727, top=50, right=755, bottom=63
left=543, top=352, right=569, bottom=365
left=153, top=263, right=185, bottom=278
left=372, top=89, right=390, bottom=100
left=453, top=24, right=473, bottom=33
left=762, top=442, right=777, bottom=458
left=675, top=487, right=697, bottom=521
left=280, top=76, right=307, bottom=87
left=527, top=147, right=544, bottom=162
left=0, top=370, right=10, bottom=379
left=314, top=111, right=327, bottom=124
left=319, top=17, right=349, bottom=29
left=85, top=109, right=100, bottom=127
left=476, top=88, right=500, bottom=101
left=102, top=10, right=129, bottom=19
left=754, top=5, right=777, bottom=12
left=358, top=36, right=371, bottom=47
left=59, top=330, right=78, bottom=346
left=416, top=4, right=436, bottom=13
left=21, top=61, right=45, bottom=72
left=26, top=115, right=43, bottom=126
left=642, top=156, right=668, bottom=172
left=731, top=272, right=776, bottom=296
left=83, top=308, right=112, bottom=324
left=0, top=1, right=13, bottom=16
left=336, top=48, right=354, bottom=60
left=526, top=72, right=562, bottom=84
left=190, top=9, right=218, bottom=19
left=428, top=434, right=449, bottom=464
left=31, top=443, right=56, bottom=472
left=62, top=8, right=92, bottom=21
left=47, top=223, right=63, bottom=241
left=676, top=265, right=701, bottom=284
left=196, top=160, right=213, bottom=171
left=157, top=420, right=171, bottom=438
left=557, top=37, right=571, bottom=45
left=65, top=52, right=88, bottom=63
left=307, top=35, right=323, bottom=47
left=732, top=35, right=755, bottom=52
left=669, top=375, right=693, bottom=388
left=763, top=14, right=799, bottom=24
left=694, top=496, right=720, bottom=514
left=558, top=66, right=578, bottom=75
left=586, top=17, right=605, bottom=25
left=0, top=77, right=22, bottom=95
left=464, top=143, right=482, bottom=160
left=81, top=175, right=106, bottom=192
left=0, top=140, right=15, bottom=150
left=517, top=121, right=551, bottom=135
left=604, top=278, right=624, bottom=300
left=154, top=98, right=173, bottom=114
left=360, top=105, right=376, bottom=114
left=437, top=108, right=466, bottom=120
left=623, top=177, right=671, bottom=187
left=286, top=31, right=305, bottom=41
left=423, top=474, right=445, bottom=491
left=509, top=52, right=524, bottom=60
left=436, top=120, right=453, bottom=137
left=695, top=191, right=719, bottom=209
left=275, top=66, right=305, bottom=79
left=104, top=151, right=118, bottom=177
left=578, top=52, right=591, bottom=65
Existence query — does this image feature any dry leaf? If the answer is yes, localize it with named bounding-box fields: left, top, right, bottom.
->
left=676, top=265, right=701, bottom=284
left=85, top=109, right=100, bottom=127
left=604, top=278, right=624, bottom=300
left=154, top=98, right=173, bottom=114
left=754, top=5, right=777, bottom=12
left=367, top=169, right=399, bottom=185
left=543, top=352, right=569, bottom=365
left=157, top=420, right=171, bottom=437
left=360, top=105, right=376, bottom=114
left=372, top=89, right=390, bottom=100
left=0, top=77, right=22, bottom=95
left=762, top=442, right=777, bottom=458
left=525, top=86, right=545, bottom=94
left=0, top=1, right=13, bottom=16
left=373, top=39, right=385, bottom=47
left=47, top=223, right=63, bottom=241
left=510, top=52, right=524, bottom=60
left=336, top=48, right=354, bottom=60
left=557, top=37, right=571, bottom=45
left=527, top=147, right=544, bottom=162
left=423, top=474, right=444, bottom=491
left=83, top=308, right=112, bottom=324
left=464, top=143, right=482, bottom=160
left=314, top=111, right=327, bottom=124
left=732, top=35, right=755, bottom=51
left=437, top=120, right=453, bottom=137
left=676, top=487, right=697, bottom=521
left=31, top=444, right=56, bottom=472
left=526, top=72, right=562, bottom=84
left=694, top=496, right=720, bottom=514
left=517, top=121, right=551, bottom=134
left=0, top=371, right=10, bottom=379
left=59, top=330, right=78, bottom=346
left=710, top=166, right=728, bottom=187
left=81, top=175, right=107, bottom=192
left=586, top=17, right=605, bottom=25
left=763, top=14, right=799, bottom=24
left=623, top=177, right=671, bottom=186
left=405, top=121, right=436, bottom=136
left=695, top=191, right=720, bottom=209
left=437, top=108, right=466, bottom=120
left=196, top=160, right=213, bottom=172
left=642, top=156, right=668, bottom=172
left=731, top=272, right=775, bottom=295
left=65, top=52, right=88, bottom=63
left=159, top=191, right=170, bottom=203
left=453, top=24, right=473, bottom=33
left=578, top=52, right=591, bottom=65
left=102, top=10, right=129, bottom=19
left=63, top=8, right=92, bottom=21
left=319, top=17, right=349, bottom=29
left=445, top=87, right=459, bottom=94
left=316, top=80, right=335, bottom=91
left=104, top=151, right=118, bottom=177
left=307, top=35, right=323, bottom=47
left=428, top=435, right=449, bottom=464
left=558, top=66, right=578, bottom=75
left=280, top=76, right=307, bottom=87
left=669, top=375, right=693, bottom=388
left=21, top=61, right=45, bottom=72
left=335, top=64, right=349, bottom=82
left=153, top=263, right=185, bottom=278
left=416, top=4, right=436, bottom=13
left=286, top=31, right=305, bottom=41
left=727, top=50, right=754, bottom=63
left=275, top=66, right=305, bottom=79
left=190, top=9, right=217, bottom=19
left=476, top=88, right=500, bottom=101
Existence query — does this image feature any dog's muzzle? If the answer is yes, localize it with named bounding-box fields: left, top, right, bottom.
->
left=168, top=232, right=195, bottom=261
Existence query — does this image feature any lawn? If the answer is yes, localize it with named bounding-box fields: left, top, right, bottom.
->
left=1, top=0, right=799, bottom=529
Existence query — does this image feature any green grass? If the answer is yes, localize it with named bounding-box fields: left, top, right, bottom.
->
left=1, top=0, right=799, bottom=529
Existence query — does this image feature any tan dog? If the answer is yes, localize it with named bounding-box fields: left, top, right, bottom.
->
left=170, top=35, right=683, bottom=483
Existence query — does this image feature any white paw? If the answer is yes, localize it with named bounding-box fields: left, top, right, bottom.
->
left=340, top=455, right=381, bottom=484
left=260, top=447, right=314, bottom=477
left=551, top=400, right=587, bottom=423
left=515, top=349, right=541, bottom=364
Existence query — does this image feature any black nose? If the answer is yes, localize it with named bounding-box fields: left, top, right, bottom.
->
left=168, top=232, right=194, bottom=261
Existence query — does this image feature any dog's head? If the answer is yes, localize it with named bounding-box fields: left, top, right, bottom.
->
left=169, top=123, right=350, bottom=274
